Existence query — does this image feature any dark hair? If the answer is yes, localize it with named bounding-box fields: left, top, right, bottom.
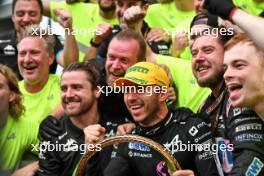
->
left=190, top=13, right=234, bottom=45
left=112, top=29, right=146, bottom=62
left=62, top=61, right=101, bottom=89
left=191, top=27, right=233, bottom=45
left=12, top=0, right=44, bottom=15
left=190, top=12, right=219, bottom=30
left=0, top=64, right=24, bottom=119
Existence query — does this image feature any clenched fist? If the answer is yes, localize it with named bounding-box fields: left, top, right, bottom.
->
left=54, top=8, right=73, bottom=30
left=83, top=124, right=106, bottom=145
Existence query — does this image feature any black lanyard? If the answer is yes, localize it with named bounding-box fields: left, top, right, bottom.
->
left=202, top=88, right=227, bottom=141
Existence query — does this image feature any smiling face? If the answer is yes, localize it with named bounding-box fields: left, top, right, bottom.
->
left=224, top=42, right=264, bottom=108
left=61, top=71, right=100, bottom=118
left=115, top=0, right=143, bottom=24
left=17, top=37, right=53, bottom=88
left=12, top=0, right=42, bottom=34
left=124, top=87, right=166, bottom=127
left=191, top=35, right=225, bottom=89
left=105, top=38, right=139, bottom=86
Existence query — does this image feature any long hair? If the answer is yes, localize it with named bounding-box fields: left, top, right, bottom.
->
left=0, top=64, right=24, bottom=119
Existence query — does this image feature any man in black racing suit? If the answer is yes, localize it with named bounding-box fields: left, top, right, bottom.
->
left=84, top=62, right=219, bottom=176
left=104, top=107, right=219, bottom=176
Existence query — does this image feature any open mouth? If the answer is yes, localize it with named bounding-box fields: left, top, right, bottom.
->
left=23, top=64, right=37, bottom=71
left=65, top=101, right=80, bottom=109
left=110, top=71, right=124, bottom=80
left=196, top=65, right=210, bottom=73
left=228, top=84, right=243, bottom=92
left=227, top=83, right=243, bottom=101
left=67, top=101, right=78, bottom=105
left=130, top=104, right=143, bottom=110
left=129, top=104, right=144, bottom=116
left=109, top=73, right=120, bottom=82
left=111, top=72, right=120, bottom=77
left=195, top=64, right=211, bottom=77
left=65, top=98, right=81, bottom=104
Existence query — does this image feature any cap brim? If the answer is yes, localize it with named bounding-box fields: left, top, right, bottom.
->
left=114, top=77, right=155, bottom=87
left=114, top=78, right=141, bottom=87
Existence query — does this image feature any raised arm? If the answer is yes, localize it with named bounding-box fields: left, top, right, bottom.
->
left=42, top=0, right=51, bottom=17
left=54, top=9, right=79, bottom=67
left=203, top=0, right=264, bottom=51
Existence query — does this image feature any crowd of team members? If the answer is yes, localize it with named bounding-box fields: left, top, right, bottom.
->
left=0, top=0, right=264, bottom=175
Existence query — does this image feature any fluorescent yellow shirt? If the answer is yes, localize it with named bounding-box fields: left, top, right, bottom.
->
left=156, top=55, right=211, bottom=112
left=0, top=115, right=38, bottom=174
left=50, top=1, right=118, bottom=61
left=234, top=0, right=264, bottom=16
left=170, top=18, right=194, bottom=61
left=145, top=1, right=195, bottom=29
left=145, top=2, right=195, bottom=60
left=19, top=74, right=61, bottom=124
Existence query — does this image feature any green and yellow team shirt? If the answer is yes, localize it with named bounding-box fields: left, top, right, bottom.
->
left=156, top=55, right=211, bottom=112
left=145, top=1, right=195, bottom=29
left=234, top=0, right=264, bottom=16
left=50, top=1, right=118, bottom=61
left=0, top=115, right=39, bottom=174
left=171, top=18, right=194, bottom=61
left=19, top=74, right=61, bottom=124
left=145, top=2, right=195, bottom=60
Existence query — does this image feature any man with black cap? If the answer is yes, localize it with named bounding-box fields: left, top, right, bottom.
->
left=190, top=13, right=264, bottom=175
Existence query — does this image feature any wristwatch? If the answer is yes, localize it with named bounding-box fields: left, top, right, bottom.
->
left=90, top=38, right=101, bottom=48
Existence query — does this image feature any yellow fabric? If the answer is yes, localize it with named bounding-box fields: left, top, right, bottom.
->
left=115, top=62, right=170, bottom=87
left=0, top=115, right=38, bottom=173
left=19, top=74, right=61, bottom=124
left=233, top=0, right=264, bottom=16
left=156, top=55, right=210, bottom=112
left=145, top=2, right=195, bottom=60
left=50, top=1, right=118, bottom=61
left=145, top=1, right=195, bottom=29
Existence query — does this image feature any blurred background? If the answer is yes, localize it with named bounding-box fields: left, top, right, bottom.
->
left=0, top=0, right=13, bottom=33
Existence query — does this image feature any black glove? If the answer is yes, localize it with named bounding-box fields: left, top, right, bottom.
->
left=38, top=115, right=62, bottom=141
left=203, top=0, right=236, bottom=20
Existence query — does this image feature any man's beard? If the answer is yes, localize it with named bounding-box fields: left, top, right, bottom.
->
left=64, top=97, right=95, bottom=117
left=196, top=69, right=225, bottom=88
left=67, top=102, right=94, bottom=117
left=99, top=3, right=116, bottom=13
left=106, top=70, right=126, bottom=86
